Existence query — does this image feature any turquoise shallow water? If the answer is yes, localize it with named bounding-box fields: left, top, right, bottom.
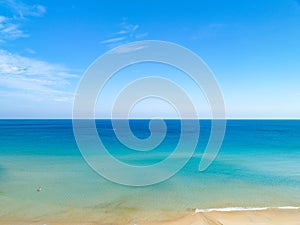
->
left=0, top=120, right=299, bottom=221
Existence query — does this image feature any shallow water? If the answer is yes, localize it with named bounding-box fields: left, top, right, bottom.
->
left=0, top=120, right=299, bottom=222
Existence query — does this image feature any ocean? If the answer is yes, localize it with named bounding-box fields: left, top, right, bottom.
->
left=0, top=119, right=299, bottom=223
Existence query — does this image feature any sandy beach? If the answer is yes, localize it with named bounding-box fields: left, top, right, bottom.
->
left=1, top=208, right=299, bottom=225
left=157, top=208, right=300, bottom=225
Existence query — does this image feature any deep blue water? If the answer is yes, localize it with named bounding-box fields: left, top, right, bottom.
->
left=1, top=119, right=299, bottom=155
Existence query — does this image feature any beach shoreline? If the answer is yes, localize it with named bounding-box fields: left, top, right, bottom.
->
left=0, top=208, right=299, bottom=225
left=1, top=120, right=300, bottom=225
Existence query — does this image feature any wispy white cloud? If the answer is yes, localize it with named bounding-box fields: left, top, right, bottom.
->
left=109, top=43, right=149, bottom=54
left=4, top=0, right=46, bottom=18
left=0, top=15, right=28, bottom=42
left=0, top=0, right=46, bottom=42
left=100, top=37, right=126, bottom=44
left=100, top=19, right=148, bottom=48
left=0, top=50, right=78, bottom=102
left=117, top=21, right=139, bottom=36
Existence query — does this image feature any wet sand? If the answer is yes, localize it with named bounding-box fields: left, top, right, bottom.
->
left=151, top=208, right=300, bottom=225
left=1, top=208, right=299, bottom=225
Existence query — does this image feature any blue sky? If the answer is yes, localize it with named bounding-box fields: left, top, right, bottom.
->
left=0, top=0, right=300, bottom=118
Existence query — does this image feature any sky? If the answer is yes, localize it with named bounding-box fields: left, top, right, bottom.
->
left=0, top=0, right=300, bottom=118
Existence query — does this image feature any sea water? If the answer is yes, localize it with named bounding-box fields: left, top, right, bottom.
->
left=0, top=120, right=299, bottom=222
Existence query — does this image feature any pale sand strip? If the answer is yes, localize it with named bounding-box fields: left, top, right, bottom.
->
left=151, top=209, right=300, bottom=225
left=0, top=209, right=299, bottom=225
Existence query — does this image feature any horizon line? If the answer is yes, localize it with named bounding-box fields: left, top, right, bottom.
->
left=0, top=118, right=299, bottom=120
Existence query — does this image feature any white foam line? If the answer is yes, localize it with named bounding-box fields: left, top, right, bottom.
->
left=193, top=206, right=300, bottom=214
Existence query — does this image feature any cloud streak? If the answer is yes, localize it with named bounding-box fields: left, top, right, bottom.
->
left=0, top=50, right=78, bottom=102
left=0, top=0, right=46, bottom=42
left=109, top=43, right=149, bottom=54
left=4, top=0, right=46, bottom=18
left=100, top=19, right=148, bottom=48
left=0, top=15, right=28, bottom=42
left=100, top=37, right=126, bottom=44
left=0, top=1, right=77, bottom=107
